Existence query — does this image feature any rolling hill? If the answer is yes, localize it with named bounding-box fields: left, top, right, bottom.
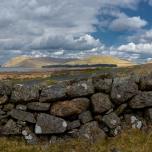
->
left=3, top=56, right=75, bottom=68
left=65, top=56, right=134, bottom=67
left=3, top=55, right=134, bottom=68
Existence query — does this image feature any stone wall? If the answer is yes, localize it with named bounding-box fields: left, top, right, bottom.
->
left=0, top=73, right=152, bottom=144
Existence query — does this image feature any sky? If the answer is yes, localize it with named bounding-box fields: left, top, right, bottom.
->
left=0, top=0, right=152, bottom=64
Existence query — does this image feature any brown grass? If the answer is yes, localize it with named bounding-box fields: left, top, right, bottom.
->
left=0, top=129, right=152, bottom=152
left=1, top=62, right=152, bottom=81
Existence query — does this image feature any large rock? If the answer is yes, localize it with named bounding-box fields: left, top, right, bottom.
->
left=91, top=93, right=113, bottom=113
left=35, top=113, right=67, bottom=134
left=111, top=77, right=138, bottom=105
left=67, top=120, right=81, bottom=130
left=39, top=84, right=67, bottom=102
left=79, top=121, right=106, bottom=141
left=3, top=104, right=14, bottom=112
left=129, top=92, right=152, bottom=109
left=114, top=104, right=128, bottom=116
left=102, top=112, right=121, bottom=129
left=50, top=98, right=90, bottom=117
left=66, top=79, right=94, bottom=98
left=79, top=111, right=93, bottom=124
left=0, top=81, right=12, bottom=96
left=9, top=109, right=36, bottom=123
left=140, top=74, right=152, bottom=91
left=11, top=84, right=39, bottom=103
left=0, top=82, right=11, bottom=105
left=27, top=102, right=50, bottom=111
left=1, top=119, right=21, bottom=135
left=93, top=78, right=112, bottom=93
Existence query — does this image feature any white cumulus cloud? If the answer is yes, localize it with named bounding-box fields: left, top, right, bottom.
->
left=0, top=0, right=151, bottom=64
left=118, top=42, right=152, bottom=54
left=109, top=16, right=147, bottom=31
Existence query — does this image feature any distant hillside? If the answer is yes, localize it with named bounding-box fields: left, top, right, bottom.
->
left=3, top=55, right=134, bottom=68
left=3, top=56, right=31, bottom=67
left=3, top=56, right=75, bottom=68
left=65, top=56, right=134, bottom=67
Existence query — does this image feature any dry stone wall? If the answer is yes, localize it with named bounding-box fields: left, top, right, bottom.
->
left=0, top=73, right=152, bottom=144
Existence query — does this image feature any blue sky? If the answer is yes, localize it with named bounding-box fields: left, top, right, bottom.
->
left=95, top=1, right=152, bottom=46
left=0, top=0, right=152, bottom=64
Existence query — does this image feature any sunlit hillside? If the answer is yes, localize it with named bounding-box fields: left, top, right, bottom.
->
left=65, top=56, right=134, bottom=67
left=3, top=56, right=32, bottom=67
left=2, top=56, right=75, bottom=68
left=3, top=55, right=135, bottom=68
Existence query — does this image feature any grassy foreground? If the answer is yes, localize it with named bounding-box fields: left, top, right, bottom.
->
left=0, top=129, right=152, bottom=152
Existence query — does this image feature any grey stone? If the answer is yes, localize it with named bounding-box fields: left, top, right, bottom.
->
left=40, top=84, right=67, bottom=102
left=115, top=104, right=128, bottom=116
left=1, top=119, right=21, bottom=135
left=0, top=115, right=9, bottom=120
left=102, top=112, right=121, bottom=129
left=9, top=109, right=36, bottom=123
left=50, top=98, right=90, bottom=117
left=123, top=115, right=143, bottom=129
left=79, top=111, right=93, bottom=124
left=109, top=126, right=121, bottom=137
left=49, top=135, right=69, bottom=144
left=67, top=120, right=81, bottom=130
left=130, top=116, right=142, bottom=129
left=27, top=102, right=50, bottom=111
left=0, top=81, right=12, bottom=96
left=145, top=108, right=152, bottom=122
left=130, top=74, right=140, bottom=84
left=11, top=84, right=39, bottom=103
left=66, top=79, right=94, bottom=98
left=93, top=78, right=112, bottom=93
left=0, top=117, right=8, bottom=126
left=106, top=109, right=114, bottom=115
left=3, top=104, right=15, bottom=112
left=91, top=93, right=113, bottom=113
left=22, top=127, right=39, bottom=144
left=35, top=113, right=67, bottom=134
left=49, top=136, right=58, bottom=144
left=129, top=91, right=152, bottom=109
left=0, top=95, right=8, bottom=105
left=68, top=129, right=79, bottom=138
left=0, top=109, right=6, bottom=115
left=79, top=121, right=106, bottom=141
left=17, top=121, right=27, bottom=127
left=111, top=77, right=138, bottom=105
left=123, top=114, right=134, bottom=126
left=16, top=104, right=27, bottom=111
left=140, top=74, right=152, bottom=91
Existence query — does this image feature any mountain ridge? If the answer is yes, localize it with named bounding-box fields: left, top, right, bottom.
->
left=3, top=55, right=135, bottom=68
